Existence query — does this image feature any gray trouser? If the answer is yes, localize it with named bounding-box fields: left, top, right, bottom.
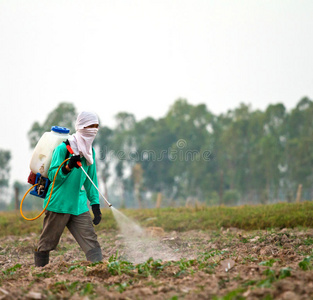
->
left=37, top=210, right=101, bottom=256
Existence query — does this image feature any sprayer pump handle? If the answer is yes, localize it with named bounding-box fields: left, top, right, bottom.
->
left=65, top=144, right=82, bottom=167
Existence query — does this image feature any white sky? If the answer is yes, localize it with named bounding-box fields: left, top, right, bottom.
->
left=1, top=0, right=313, bottom=185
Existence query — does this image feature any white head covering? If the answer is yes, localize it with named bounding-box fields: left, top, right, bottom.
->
left=68, top=111, right=99, bottom=165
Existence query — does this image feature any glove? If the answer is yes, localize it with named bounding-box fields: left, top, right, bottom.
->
left=92, top=204, right=102, bottom=225
left=68, top=155, right=81, bottom=169
left=62, top=155, right=81, bottom=174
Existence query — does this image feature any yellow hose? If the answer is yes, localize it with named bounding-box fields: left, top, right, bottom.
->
left=20, top=158, right=69, bottom=221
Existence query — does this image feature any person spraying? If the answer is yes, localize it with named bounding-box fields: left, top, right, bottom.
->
left=34, top=111, right=103, bottom=267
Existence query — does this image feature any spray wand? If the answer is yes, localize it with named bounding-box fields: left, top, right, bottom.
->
left=65, top=144, right=112, bottom=208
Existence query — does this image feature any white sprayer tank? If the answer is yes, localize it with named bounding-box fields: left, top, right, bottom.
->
left=30, top=126, right=70, bottom=178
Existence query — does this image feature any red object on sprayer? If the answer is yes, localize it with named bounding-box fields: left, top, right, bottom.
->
left=28, top=171, right=37, bottom=185
left=65, top=144, right=82, bottom=167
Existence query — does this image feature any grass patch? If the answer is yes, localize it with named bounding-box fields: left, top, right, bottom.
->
left=2, top=201, right=313, bottom=237
left=120, top=201, right=313, bottom=231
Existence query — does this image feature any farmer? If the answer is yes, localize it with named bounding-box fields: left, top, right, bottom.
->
left=34, top=111, right=103, bottom=267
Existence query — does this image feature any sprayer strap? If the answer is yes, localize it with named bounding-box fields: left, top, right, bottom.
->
left=63, top=140, right=71, bottom=160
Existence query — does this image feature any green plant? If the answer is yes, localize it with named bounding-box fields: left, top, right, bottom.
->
left=89, top=261, right=103, bottom=267
left=34, top=272, right=56, bottom=278
left=199, top=249, right=226, bottom=261
left=242, top=255, right=258, bottom=263
left=174, top=258, right=196, bottom=277
left=197, top=249, right=225, bottom=273
left=278, top=267, right=291, bottom=279
left=106, top=250, right=135, bottom=276
left=213, top=288, right=246, bottom=300
left=116, top=282, right=129, bottom=293
left=299, top=256, right=313, bottom=270
left=259, top=258, right=279, bottom=267
left=136, top=257, right=170, bottom=277
left=242, top=280, right=257, bottom=287
left=67, top=264, right=87, bottom=273
left=262, top=295, right=274, bottom=300
left=52, top=281, right=79, bottom=295
left=108, top=250, right=119, bottom=262
left=52, top=280, right=95, bottom=297
left=108, top=260, right=134, bottom=276
left=2, top=263, right=22, bottom=276
left=303, top=238, right=313, bottom=246
left=240, top=238, right=249, bottom=243
left=81, top=283, right=94, bottom=296
left=257, top=267, right=291, bottom=288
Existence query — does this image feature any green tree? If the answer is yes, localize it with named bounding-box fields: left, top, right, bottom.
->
left=0, top=149, right=11, bottom=206
left=11, top=181, right=42, bottom=211
left=110, top=112, right=137, bottom=207
left=28, top=102, right=77, bottom=148
left=258, top=103, right=287, bottom=200
left=94, top=125, right=113, bottom=203
left=138, top=117, right=176, bottom=198
left=245, top=110, right=267, bottom=198
left=287, top=97, right=313, bottom=190
left=164, top=99, right=214, bottom=200
left=132, top=163, right=144, bottom=208
left=216, top=104, right=253, bottom=198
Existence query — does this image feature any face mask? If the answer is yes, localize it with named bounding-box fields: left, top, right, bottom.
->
left=79, top=127, right=98, bottom=139
left=72, top=127, right=98, bottom=165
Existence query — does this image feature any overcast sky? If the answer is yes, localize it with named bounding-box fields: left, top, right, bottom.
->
left=1, top=0, right=313, bottom=185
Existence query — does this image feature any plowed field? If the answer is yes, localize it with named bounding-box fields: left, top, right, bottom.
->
left=1, top=226, right=313, bottom=299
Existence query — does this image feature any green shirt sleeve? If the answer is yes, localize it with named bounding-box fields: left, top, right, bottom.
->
left=47, top=143, right=70, bottom=184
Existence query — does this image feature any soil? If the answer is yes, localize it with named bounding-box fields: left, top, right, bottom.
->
left=1, top=227, right=313, bottom=299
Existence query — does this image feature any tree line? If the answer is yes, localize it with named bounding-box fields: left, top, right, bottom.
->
left=1, top=97, right=312, bottom=209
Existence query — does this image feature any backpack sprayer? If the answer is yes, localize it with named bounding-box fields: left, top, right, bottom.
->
left=20, top=126, right=112, bottom=221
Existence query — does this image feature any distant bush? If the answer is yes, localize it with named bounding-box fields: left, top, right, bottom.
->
left=223, top=190, right=240, bottom=206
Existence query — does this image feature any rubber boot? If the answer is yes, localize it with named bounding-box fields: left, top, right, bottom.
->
left=86, top=247, right=103, bottom=263
left=34, top=250, right=49, bottom=267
